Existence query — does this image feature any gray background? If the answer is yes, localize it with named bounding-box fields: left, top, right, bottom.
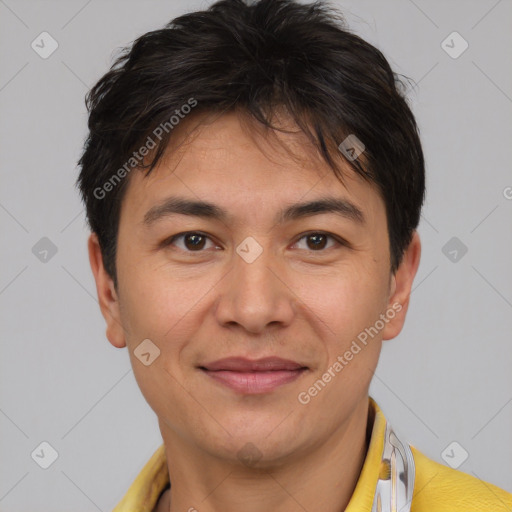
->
left=1, top=0, right=511, bottom=510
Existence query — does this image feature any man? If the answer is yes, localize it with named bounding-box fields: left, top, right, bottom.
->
left=77, top=0, right=512, bottom=510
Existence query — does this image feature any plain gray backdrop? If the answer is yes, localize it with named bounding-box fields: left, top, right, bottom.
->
left=1, top=0, right=511, bottom=510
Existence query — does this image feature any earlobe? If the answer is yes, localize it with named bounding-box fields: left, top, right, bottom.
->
left=87, top=233, right=127, bottom=348
left=382, top=231, right=421, bottom=341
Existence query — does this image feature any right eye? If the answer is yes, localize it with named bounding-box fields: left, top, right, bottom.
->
left=162, top=231, right=221, bottom=252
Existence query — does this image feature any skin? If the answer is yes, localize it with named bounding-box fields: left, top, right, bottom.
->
left=89, top=110, right=421, bottom=512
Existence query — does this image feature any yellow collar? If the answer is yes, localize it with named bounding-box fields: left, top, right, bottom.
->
left=113, top=397, right=388, bottom=512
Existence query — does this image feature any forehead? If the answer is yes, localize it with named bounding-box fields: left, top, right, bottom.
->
left=120, top=111, right=385, bottom=228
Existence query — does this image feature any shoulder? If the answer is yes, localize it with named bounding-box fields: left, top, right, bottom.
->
left=410, top=446, right=512, bottom=511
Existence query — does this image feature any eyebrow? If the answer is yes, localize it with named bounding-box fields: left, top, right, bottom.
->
left=143, top=195, right=365, bottom=227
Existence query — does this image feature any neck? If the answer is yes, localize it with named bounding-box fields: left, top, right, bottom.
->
left=158, top=397, right=371, bottom=512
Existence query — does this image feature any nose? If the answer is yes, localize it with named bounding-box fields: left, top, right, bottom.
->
left=213, top=240, right=296, bottom=334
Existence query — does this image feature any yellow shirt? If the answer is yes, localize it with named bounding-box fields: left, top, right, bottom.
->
left=112, top=398, right=512, bottom=511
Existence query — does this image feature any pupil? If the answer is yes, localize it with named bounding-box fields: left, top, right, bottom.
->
left=186, top=234, right=205, bottom=250
left=308, top=234, right=326, bottom=250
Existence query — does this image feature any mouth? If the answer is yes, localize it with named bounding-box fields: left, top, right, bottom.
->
left=199, top=357, right=309, bottom=394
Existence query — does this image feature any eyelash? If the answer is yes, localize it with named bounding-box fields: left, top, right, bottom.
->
left=162, top=231, right=346, bottom=254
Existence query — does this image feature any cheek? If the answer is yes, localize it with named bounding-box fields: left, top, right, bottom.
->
left=295, top=270, right=386, bottom=415
left=117, top=254, right=198, bottom=341
left=118, top=271, right=194, bottom=422
left=295, top=264, right=389, bottom=343
left=117, top=264, right=212, bottom=395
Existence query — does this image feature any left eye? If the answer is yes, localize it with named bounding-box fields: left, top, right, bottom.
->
left=164, top=231, right=341, bottom=252
left=293, top=232, right=340, bottom=251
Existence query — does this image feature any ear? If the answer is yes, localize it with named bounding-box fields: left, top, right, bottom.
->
left=88, top=233, right=126, bottom=348
left=382, top=231, right=421, bottom=340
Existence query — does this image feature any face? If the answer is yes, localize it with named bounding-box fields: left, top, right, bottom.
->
left=89, top=111, right=420, bottom=466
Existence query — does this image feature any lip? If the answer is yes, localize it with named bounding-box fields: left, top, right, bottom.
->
left=199, top=357, right=308, bottom=394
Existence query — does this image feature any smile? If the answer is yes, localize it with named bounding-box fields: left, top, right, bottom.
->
left=199, top=356, right=308, bottom=394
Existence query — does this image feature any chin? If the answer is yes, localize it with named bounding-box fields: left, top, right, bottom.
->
left=197, top=415, right=310, bottom=467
